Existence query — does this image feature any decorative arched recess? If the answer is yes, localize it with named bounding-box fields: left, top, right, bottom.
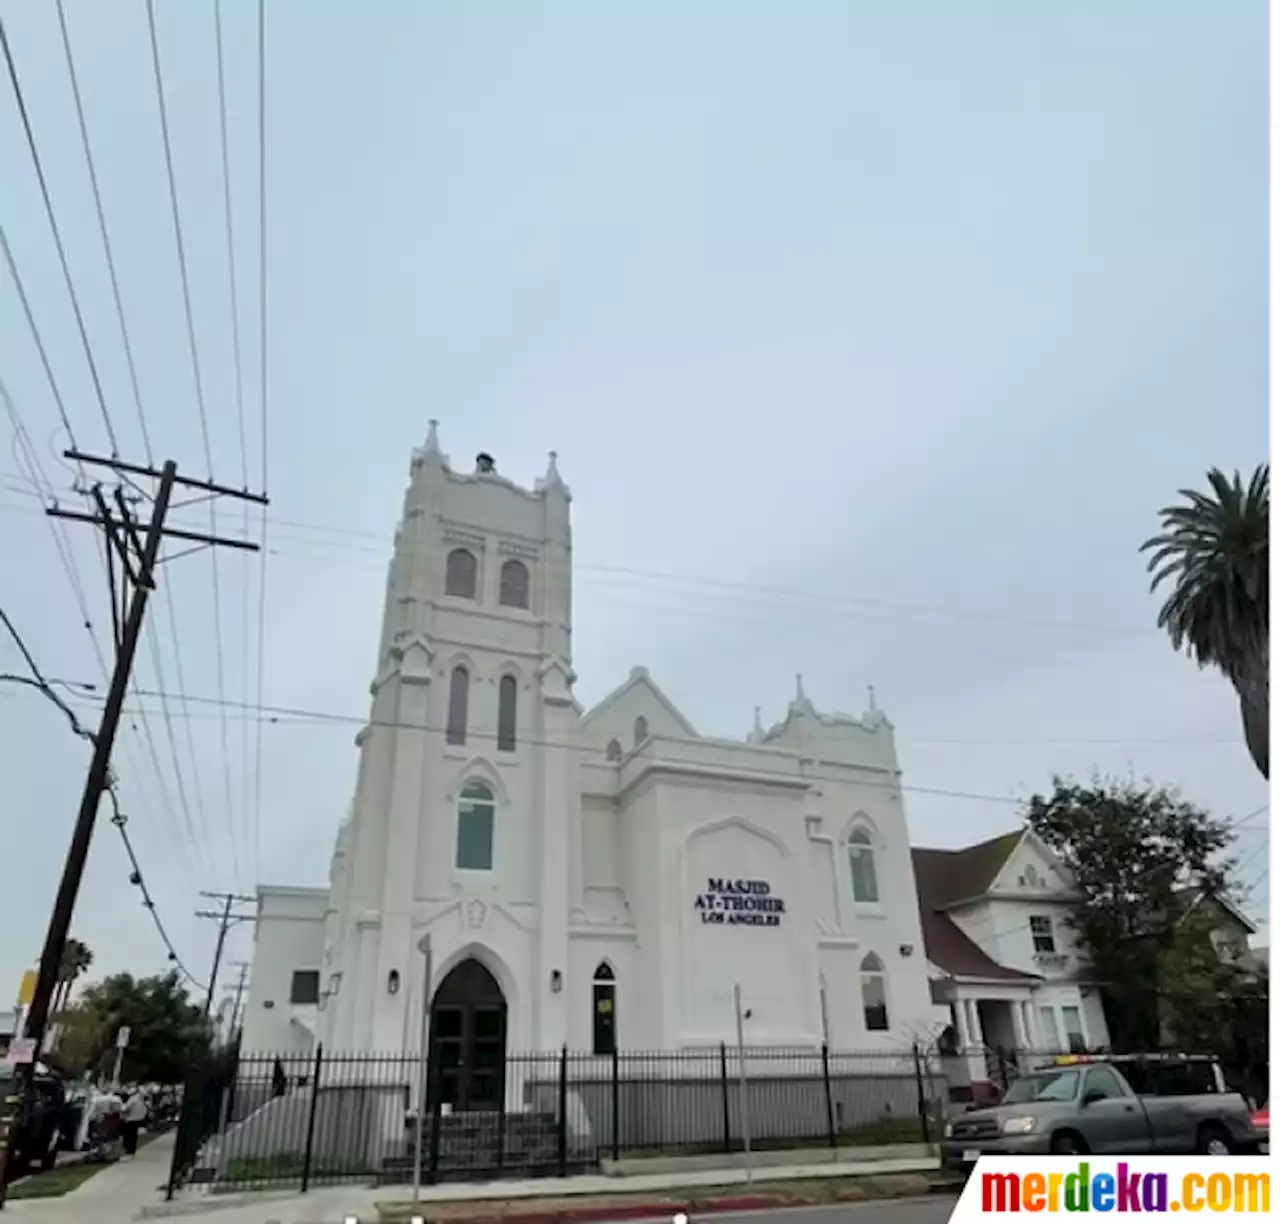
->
left=684, top=813, right=791, bottom=859
left=428, top=940, right=519, bottom=1013
left=441, top=650, right=483, bottom=683
left=443, top=757, right=512, bottom=806
left=493, top=659, right=527, bottom=687
left=840, top=810, right=884, bottom=846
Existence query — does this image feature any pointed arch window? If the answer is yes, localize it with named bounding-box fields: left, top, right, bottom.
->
left=498, top=675, right=518, bottom=752
left=848, top=828, right=879, bottom=903
left=446, top=666, right=469, bottom=746
left=860, top=953, right=889, bottom=1031
left=456, top=781, right=495, bottom=870
left=499, top=559, right=530, bottom=609
left=445, top=548, right=478, bottom=599
left=633, top=716, right=649, bottom=748
left=605, top=738, right=622, bottom=763
left=592, top=962, right=617, bottom=1055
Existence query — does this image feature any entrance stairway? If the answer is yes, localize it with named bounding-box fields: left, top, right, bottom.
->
left=380, top=1110, right=595, bottom=1184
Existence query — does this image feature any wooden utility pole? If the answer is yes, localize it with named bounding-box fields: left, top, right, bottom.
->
left=0, top=452, right=266, bottom=1206
left=196, top=892, right=256, bottom=1015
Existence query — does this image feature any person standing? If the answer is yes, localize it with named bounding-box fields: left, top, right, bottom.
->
left=121, top=1088, right=146, bottom=1157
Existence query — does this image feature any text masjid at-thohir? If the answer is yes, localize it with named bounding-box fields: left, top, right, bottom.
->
left=691, top=877, right=788, bottom=927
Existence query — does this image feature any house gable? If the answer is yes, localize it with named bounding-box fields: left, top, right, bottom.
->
left=988, top=831, right=1076, bottom=900
left=580, top=666, right=698, bottom=756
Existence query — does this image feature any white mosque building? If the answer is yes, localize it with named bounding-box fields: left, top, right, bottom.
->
left=242, top=428, right=948, bottom=1107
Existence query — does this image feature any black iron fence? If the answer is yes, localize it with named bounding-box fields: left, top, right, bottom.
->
left=166, top=1044, right=945, bottom=1197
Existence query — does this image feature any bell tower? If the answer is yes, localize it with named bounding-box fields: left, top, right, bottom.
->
left=324, top=425, right=577, bottom=1053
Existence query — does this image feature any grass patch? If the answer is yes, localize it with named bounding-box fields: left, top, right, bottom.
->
left=221, top=1152, right=372, bottom=1183
left=7, top=1161, right=104, bottom=1200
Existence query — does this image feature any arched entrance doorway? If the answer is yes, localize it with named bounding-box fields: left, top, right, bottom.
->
left=429, top=957, right=507, bottom=1112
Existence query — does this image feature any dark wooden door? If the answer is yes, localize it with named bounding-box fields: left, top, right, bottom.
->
left=430, top=959, right=507, bottom=1112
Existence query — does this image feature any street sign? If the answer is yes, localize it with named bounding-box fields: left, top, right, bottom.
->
left=116, top=1026, right=130, bottom=1049
left=4, top=1039, right=35, bottom=1067
left=16, top=971, right=35, bottom=1007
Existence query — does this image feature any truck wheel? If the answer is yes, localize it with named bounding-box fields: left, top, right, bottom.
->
left=1051, top=1131, right=1088, bottom=1155
left=1196, top=1124, right=1233, bottom=1155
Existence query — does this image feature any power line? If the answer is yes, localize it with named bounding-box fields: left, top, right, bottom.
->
left=145, top=0, right=242, bottom=889
left=0, top=15, right=119, bottom=455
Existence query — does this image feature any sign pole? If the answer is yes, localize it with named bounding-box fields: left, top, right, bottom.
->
left=110, top=1027, right=130, bottom=1093
left=412, top=935, right=433, bottom=1204
left=733, top=983, right=753, bottom=1184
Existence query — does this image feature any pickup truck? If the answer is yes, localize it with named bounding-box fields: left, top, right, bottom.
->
left=940, top=1054, right=1262, bottom=1173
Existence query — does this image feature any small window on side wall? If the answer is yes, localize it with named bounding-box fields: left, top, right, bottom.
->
left=499, top=559, right=530, bottom=609
left=445, top=548, right=478, bottom=599
left=860, top=953, right=888, bottom=1031
left=446, top=666, right=469, bottom=746
left=633, top=716, right=648, bottom=747
left=606, top=738, right=622, bottom=762
left=498, top=675, right=518, bottom=751
left=290, top=970, right=320, bottom=1006
left=592, top=962, right=616, bottom=1055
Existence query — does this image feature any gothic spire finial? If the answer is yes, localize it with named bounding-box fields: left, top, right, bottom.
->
left=753, top=705, right=763, bottom=736
left=867, top=684, right=877, bottom=712
left=424, top=419, right=441, bottom=453
left=795, top=673, right=806, bottom=703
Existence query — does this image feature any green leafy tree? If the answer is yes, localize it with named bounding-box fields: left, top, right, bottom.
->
left=1024, top=775, right=1233, bottom=1050
left=53, top=937, right=93, bottom=1015
left=52, top=971, right=212, bottom=1084
left=1141, top=465, right=1269, bottom=778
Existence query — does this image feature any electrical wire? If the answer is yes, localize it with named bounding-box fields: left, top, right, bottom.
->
left=145, top=0, right=243, bottom=890
left=0, top=15, right=119, bottom=455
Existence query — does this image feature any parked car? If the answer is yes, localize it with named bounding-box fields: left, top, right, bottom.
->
left=0, top=1063, right=66, bottom=1180
left=1250, top=1100, right=1268, bottom=1155
left=940, top=1053, right=1263, bottom=1174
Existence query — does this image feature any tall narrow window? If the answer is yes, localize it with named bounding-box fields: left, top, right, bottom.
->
left=499, top=559, right=530, bottom=609
left=848, top=829, right=879, bottom=903
left=633, top=716, right=649, bottom=747
left=860, top=953, right=889, bottom=1031
left=498, top=675, right=518, bottom=752
left=456, top=781, right=495, bottom=870
left=1029, top=915, right=1056, bottom=953
left=605, top=738, right=622, bottom=762
left=446, top=666, right=469, bottom=746
left=445, top=548, right=478, bottom=599
left=592, top=962, right=617, bottom=1055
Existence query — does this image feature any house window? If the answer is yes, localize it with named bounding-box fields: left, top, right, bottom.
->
left=592, top=962, right=617, bottom=1055
left=1037, top=1005, right=1059, bottom=1048
left=445, top=548, right=478, bottom=599
left=456, top=781, right=495, bottom=870
left=633, top=716, right=648, bottom=747
left=499, top=559, right=530, bottom=609
left=848, top=829, right=879, bottom=903
left=290, top=970, right=320, bottom=1006
left=1061, top=1005, right=1086, bottom=1053
left=1029, top=916, right=1056, bottom=954
left=605, top=738, right=622, bottom=763
left=859, top=953, right=888, bottom=1031
left=497, top=675, right=518, bottom=751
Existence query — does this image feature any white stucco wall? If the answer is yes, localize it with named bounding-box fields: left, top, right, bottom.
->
left=241, top=886, right=327, bottom=1054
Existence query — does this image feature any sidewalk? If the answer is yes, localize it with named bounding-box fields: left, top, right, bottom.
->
left=141, top=1145, right=946, bottom=1224
left=2, top=1133, right=175, bottom=1224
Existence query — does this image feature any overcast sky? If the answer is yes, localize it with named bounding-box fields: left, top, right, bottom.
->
left=0, top=0, right=1268, bottom=1012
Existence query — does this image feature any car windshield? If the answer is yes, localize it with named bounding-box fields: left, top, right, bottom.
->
left=1002, top=1069, right=1081, bottom=1103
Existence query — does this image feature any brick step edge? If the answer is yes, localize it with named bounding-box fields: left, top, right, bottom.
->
left=377, top=1174, right=966, bottom=1223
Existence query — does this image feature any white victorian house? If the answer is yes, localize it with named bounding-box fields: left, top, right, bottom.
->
left=913, top=828, right=1111, bottom=1099
left=241, top=429, right=950, bottom=1104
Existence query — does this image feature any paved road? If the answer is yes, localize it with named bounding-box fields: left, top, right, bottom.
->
left=608, top=1199, right=962, bottom=1224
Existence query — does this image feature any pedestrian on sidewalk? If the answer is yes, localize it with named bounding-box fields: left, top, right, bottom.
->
left=121, top=1086, right=147, bottom=1157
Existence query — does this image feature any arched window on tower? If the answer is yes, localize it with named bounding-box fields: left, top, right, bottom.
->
left=445, top=548, right=478, bottom=599
left=455, top=781, right=495, bottom=870
left=592, top=962, right=617, bottom=1055
left=446, top=666, right=469, bottom=746
left=498, top=675, right=518, bottom=752
left=860, top=953, right=889, bottom=1031
left=848, top=828, right=879, bottom=903
left=499, top=559, right=530, bottom=609
left=633, top=716, right=649, bottom=748
left=605, top=738, right=622, bottom=763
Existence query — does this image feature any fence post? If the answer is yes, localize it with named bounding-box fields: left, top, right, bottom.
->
left=719, top=1041, right=731, bottom=1153
left=164, top=1068, right=197, bottom=1201
left=610, top=1046, right=621, bottom=1162
left=299, top=1044, right=324, bottom=1193
left=912, top=1042, right=931, bottom=1146
left=557, top=1045, right=568, bottom=1177
left=821, top=1044, right=836, bottom=1148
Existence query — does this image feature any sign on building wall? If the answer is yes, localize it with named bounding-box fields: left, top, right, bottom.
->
left=693, top=877, right=787, bottom=927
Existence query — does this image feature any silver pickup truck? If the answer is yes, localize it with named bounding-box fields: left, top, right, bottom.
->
left=940, top=1054, right=1262, bottom=1173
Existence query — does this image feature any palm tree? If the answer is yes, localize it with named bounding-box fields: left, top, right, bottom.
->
left=54, top=938, right=94, bottom=1014
left=1141, top=465, right=1269, bottom=778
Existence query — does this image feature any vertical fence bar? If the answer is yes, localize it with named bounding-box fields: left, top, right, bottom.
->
left=299, top=1045, right=324, bottom=1193
left=610, top=1045, right=620, bottom=1161
left=912, top=1043, right=931, bottom=1145
left=821, top=1045, right=836, bottom=1148
left=557, top=1045, right=568, bottom=1176
left=719, top=1041, right=731, bottom=1153
left=427, top=1068, right=442, bottom=1185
